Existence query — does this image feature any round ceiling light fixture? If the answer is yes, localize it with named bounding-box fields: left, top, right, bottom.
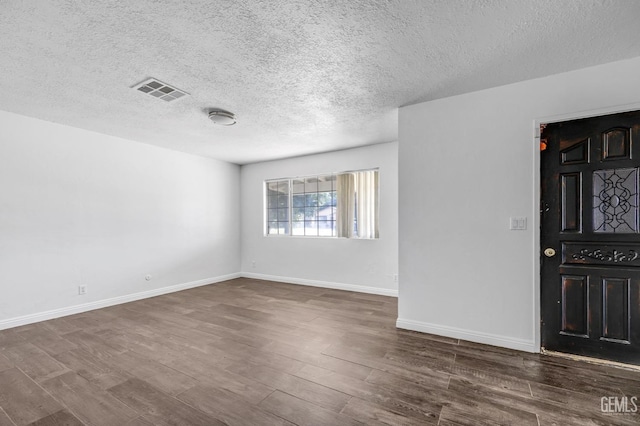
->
left=208, top=110, right=236, bottom=126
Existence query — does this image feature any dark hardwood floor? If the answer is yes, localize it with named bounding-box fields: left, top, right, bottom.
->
left=0, top=278, right=639, bottom=425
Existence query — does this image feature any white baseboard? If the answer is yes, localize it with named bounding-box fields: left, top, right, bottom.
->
left=0, top=273, right=240, bottom=331
left=241, top=272, right=398, bottom=297
left=396, top=318, right=538, bottom=353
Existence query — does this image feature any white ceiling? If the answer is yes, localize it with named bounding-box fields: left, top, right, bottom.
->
left=1, top=1, right=640, bottom=164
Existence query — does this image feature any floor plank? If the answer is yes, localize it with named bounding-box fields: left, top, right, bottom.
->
left=258, top=390, right=365, bottom=426
left=295, top=363, right=443, bottom=422
left=27, top=410, right=83, bottom=426
left=108, top=378, right=225, bottom=426
left=340, top=396, right=434, bottom=426
left=163, top=355, right=275, bottom=404
left=0, top=368, right=62, bottom=425
left=41, top=372, right=138, bottom=426
left=103, top=350, right=197, bottom=396
left=52, top=348, right=129, bottom=390
left=264, top=340, right=374, bottom=380
left=0, top=354, right=13, bottom=373
left=123, top=416, right=156, bottom=426
left=0, top=408, right=14, bottom=426
left=444, top=376, right=539, bottom=426
left=0, top=343, right=48, bottom=363
left=176, top=384, right=295, bottom=426
left=226, top=361, right=351, bottom=412
left=14, top=353, right=69, bottom=384
left=30, top=334, right=78, bottom=357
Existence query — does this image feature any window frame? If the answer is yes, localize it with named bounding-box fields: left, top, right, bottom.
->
left=265, top=173, right=337, bottom=238
left=264, top=168, right=379, bottom=239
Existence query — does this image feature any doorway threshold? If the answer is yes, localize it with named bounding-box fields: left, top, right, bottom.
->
left=542, top=349, right=640, bottom=372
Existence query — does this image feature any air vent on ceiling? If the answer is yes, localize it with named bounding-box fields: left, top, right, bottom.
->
left=132, top=78, right=188, bottom=102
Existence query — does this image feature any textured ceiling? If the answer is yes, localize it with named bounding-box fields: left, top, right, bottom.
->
left=1, top=1, right=640, bottom=164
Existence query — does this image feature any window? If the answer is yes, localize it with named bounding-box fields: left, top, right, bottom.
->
left=265, top=169, right=378, bottom=238
left=265, top=180, right=290, bottom=235
left=291, top=175, right=337, bottom=236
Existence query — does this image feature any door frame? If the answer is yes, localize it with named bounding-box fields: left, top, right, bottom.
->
left=533, top=101, right=640, bottom=353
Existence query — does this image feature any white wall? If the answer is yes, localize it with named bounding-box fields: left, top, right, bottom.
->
left=240, top=142, right=398, bottom=296
left=398, top=56, right=640, bottom=352
left=0, top=110, right=240, bottom=328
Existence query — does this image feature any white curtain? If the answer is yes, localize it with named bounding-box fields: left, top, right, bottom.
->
left=336, top=170, right=378, bottom=239
left=355, top=170, right=379, bottom=239
left=336, top=173, right=355, bottom=238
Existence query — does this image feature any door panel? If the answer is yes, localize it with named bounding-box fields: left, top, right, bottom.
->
left=541, top=110, right=640, bottom=364
left=560, top=138, right=590, bottom=164
left=601, top=277, right=630, bottom=343
left=561, top=173, right=582, bottom=232
left=560, top=275, right=588, bottom=337
left=603, top=128, right=631, bottom=160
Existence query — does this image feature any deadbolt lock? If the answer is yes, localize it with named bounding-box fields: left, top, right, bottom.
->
left=544, top=248, right=556, bottom=257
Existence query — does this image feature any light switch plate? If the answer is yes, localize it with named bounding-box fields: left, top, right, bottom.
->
left=510, top=217, right=527, bottom=230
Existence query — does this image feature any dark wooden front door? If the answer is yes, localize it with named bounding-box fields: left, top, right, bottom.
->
left=541, top=110, right=640, bottom=364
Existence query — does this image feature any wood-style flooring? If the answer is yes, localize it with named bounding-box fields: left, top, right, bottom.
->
left=0, top=278, right=639, bottom=425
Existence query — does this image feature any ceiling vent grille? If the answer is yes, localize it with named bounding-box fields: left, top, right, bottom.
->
left=132, top=78, right=188, bottom=102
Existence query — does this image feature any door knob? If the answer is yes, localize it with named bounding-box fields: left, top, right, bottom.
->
left=544, top=248, right=556, bottom=257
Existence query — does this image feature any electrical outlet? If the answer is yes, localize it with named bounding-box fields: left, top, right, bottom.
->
left=251, top=260, right=256, bottom=268
left=145, top=274, right=152, bottom=281
left=78, top=285, right=87, bottom=295
left=393, top=274, right=398, bottom=283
